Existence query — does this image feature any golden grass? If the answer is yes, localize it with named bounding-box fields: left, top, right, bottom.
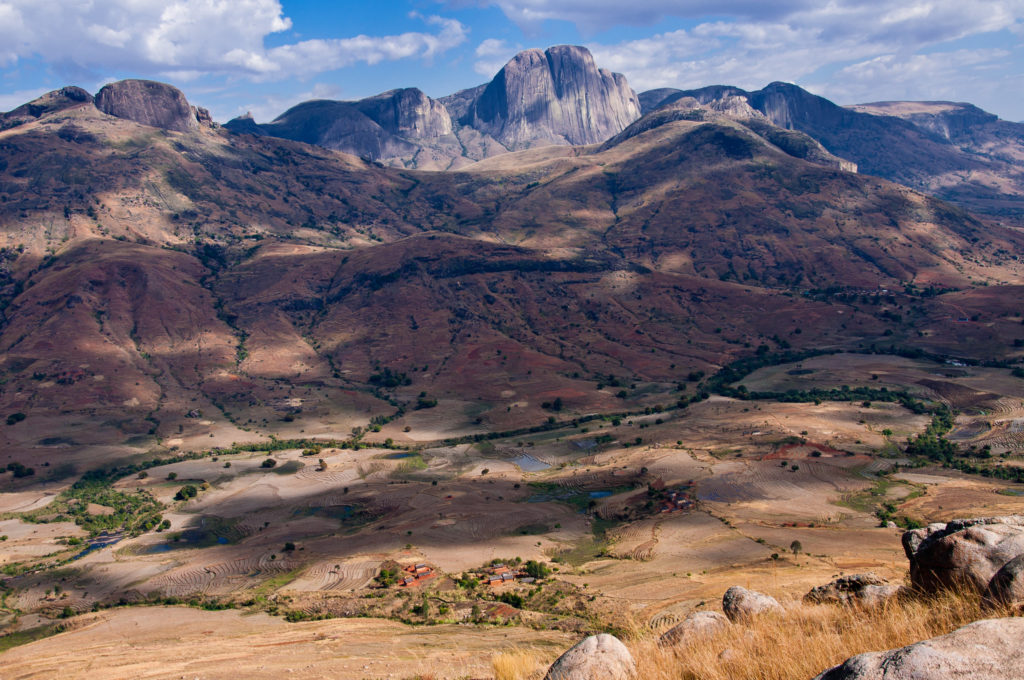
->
left=634, top=589, right=1011, bottom=680
left=492, top=649, right=545, bottom=680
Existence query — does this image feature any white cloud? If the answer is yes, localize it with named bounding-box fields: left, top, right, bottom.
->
left=484, top=0, right=814, bottom=32
left=486, top=0, right=1024, bottom=37
left=0, top=87, right=49, bottom=112
left=575, top=0, right=1024, bottom=116
left=815, top=49, right=1015, bottom=104
left=0, top=1, right=467, bottom=81
left=473, top=38, right=523, bottom=76
left=258, top=16, right=468, bottom=79
left=234, top=82, right=346, bottom=124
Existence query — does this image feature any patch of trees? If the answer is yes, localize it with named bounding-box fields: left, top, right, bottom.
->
left=5, top=461, right=34, bottom=477
left=368, top=367, right=411, bottom=388
left=21, top=469, right=164, bottom=536
left=541, top=397, right=563, bottom=412
left=415, top=393, right=438, bottom=409
left=174, top=484, right=199, bottom=501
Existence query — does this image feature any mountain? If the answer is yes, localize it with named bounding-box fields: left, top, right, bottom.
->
left=849, top=100, right=1024, bottom=166
left=95, top=79, right=213, bottom=132
left=641, top=83, right=1024, bottom=224
left=226, top=45, right=640, bottom=169
left=0, top=79, right=1023, bottom=470
left=458, top=44, right=641, bottom=148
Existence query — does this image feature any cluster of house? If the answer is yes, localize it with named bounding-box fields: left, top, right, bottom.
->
left=659, top=488, right=694, bottom=513
left=485, top=563, right=536, bottom=587
left=399, top=563, right=435, bottom=587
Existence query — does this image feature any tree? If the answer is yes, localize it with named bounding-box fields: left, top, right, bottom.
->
left=790, top=540, right=802, bottom=556
left=523, top=560, right=551, bottom=579
left=174, top=484, right=198, bottom=501
left=261, top=458, right=277, bottom=469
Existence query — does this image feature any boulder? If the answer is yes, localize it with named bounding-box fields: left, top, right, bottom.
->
left=902, top=516, right=1024, bottom=593
left=722, top=586, right=782, bottom=622
left=982, top=553, right=1024, bottom=607
left=544, top=633, right=635, bottom=680
left=658, top=610, right=729, bottom=647
left=812, top=617, right=1024, bottom=679
left=804, top=573, right=906, bottom=608
left=95, top=80, right=199, bottom=132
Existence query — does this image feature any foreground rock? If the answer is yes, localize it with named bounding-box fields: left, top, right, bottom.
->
left=804, top=573, right=906, bottom=608
left=902, top=516, right=1024, bottom=593
left=95, top=79, right=205, bottom=132
left=659, top=611, right=730, bottom=647
left=544, top=633, right=635, bottom=680
left=982, top=553, right=1024, bottom=607
left=812, top=617, right=1024, bottom=679
left=722, top=586, right=782, bottom=622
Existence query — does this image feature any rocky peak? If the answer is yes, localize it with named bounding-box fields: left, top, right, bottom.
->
left=1, top=86, right=93, bottom=130
left=352, top=88, right=452, bottom=139
left=254, top=99, right=417, bottom=161
left=747, top=81, right=848, bottom=130
left=850, top=101, right=1001, bottom=141
left=95, top=79, right=204, bottom=133
left=466, top=45, right=641, bottom=148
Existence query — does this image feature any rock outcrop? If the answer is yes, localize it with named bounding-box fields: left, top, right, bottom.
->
left=95, top=79, right=203, bottom=132
left=811, top=617, right=1024, bottom=680
left=659, top=611, right=730, bottom=647
left=722, top=586, right=782, bottom=622
left=464, top=45, right=640, bottom=148
left=544, top=633, right=635, bottom=680
left=982, top=553, right=1024, bottom=607
left=850, top=101, right=1000, bottom=142
left=352, top=88, right=452, bottom=139
left=226, top=88, right=454, bottom=167
left=239, top=99, right=418, bottom=161
left=804, top=573, right=906, bottom=608
left=227, top=46, right=640, bottom=166
left=1, top=86, right=93, bottom=130
left=902, top=516, right=1024, bottom=593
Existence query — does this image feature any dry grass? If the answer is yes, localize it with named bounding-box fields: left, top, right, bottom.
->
left=634, top=589, right=1011, bottom=680
left=492, top=649, right=545, bottom=680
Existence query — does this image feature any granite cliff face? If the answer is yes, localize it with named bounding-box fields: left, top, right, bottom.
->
left=225, top=88, right=457, bottom=168
left=227, top=45, right=640, bottom=166
left=353, top=88, right=452, bottom=139
left=464, top=45, right=641, bottom=148
left=240, top=99, right=419, bottom=161
left=95, top=80, right=209, bottom=133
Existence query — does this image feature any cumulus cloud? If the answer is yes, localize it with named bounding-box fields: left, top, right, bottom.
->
left=815, top=49, right=1017, bottom=104
left=0, top=0, right=467, bottom=80
left=573, top=0, right=1024, bottom=114
left=473, top=38, right=523, bottom=76
left=486, top=0, right=1024, bottom=36
left=236, top=82, right=346, bottom=124
left=484, top=0, right=814, bottom=32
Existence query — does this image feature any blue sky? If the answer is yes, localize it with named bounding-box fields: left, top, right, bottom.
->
left=1, top=1, right=1023, bottom=122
